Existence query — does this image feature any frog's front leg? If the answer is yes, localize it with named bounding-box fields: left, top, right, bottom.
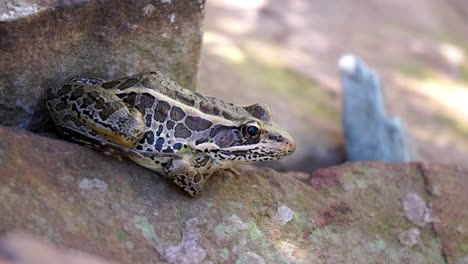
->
left=47, top=79, right=146, bottom=148
left=165, top=156, right=212, bottom=197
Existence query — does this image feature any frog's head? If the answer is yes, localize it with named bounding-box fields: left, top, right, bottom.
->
left=207, top=103, right=296, bottom=164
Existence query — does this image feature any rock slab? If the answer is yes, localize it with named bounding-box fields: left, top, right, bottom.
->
left=0, top=0, right=205, bottom=130
left=421, top=163, right=468, bottom=264
left=1, top=126, right=465, bottom=263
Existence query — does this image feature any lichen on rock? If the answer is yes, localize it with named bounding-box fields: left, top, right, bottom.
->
left=402, top=192, right=432, bottom=227
left=164, top=218, right=206, bottom=264
left=271, top=205, right=295, bottom=226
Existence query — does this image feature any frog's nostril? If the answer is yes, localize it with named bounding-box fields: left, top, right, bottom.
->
left=269, top=135, right=285, bottom=142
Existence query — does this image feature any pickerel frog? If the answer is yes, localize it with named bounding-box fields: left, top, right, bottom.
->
left=47, top=72, right=296, bottom=196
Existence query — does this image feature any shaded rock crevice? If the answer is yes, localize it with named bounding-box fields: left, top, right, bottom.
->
left=415, top=162, right=449, bottom=264
left=416, top=163, right=468, bottom=264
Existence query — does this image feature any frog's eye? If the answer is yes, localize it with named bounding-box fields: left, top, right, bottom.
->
left=241, top=121, right=262, bottom=139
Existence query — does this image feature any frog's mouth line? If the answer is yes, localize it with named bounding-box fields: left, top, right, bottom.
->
left=218, top=149, right=288, bottom=159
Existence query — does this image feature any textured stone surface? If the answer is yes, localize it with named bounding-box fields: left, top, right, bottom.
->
left=421, top=163, right=468, bottom=264
left=339, top=54, right=412, bottom=162
left=0, top=0, right=205, bottom=130
left=1, top=126, right=465, bottom=263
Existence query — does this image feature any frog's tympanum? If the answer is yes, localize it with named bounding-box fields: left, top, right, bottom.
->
left=47, top=72, right=295, bottom=196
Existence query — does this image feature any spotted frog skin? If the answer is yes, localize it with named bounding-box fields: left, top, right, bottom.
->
left=47, top=72, right=296, bottom=196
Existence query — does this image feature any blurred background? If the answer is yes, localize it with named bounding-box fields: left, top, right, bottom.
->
left=198, top=0, right=468, bottom=172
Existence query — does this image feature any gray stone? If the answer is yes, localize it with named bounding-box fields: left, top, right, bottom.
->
left=0, top=0, right=205, bottom=130
left=339, top=54, right=412, bottom=162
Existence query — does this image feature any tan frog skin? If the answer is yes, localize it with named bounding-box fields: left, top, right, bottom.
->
left=46, top=72, right=296, bottom=196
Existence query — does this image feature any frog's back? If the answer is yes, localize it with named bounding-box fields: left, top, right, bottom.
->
left=103, top=72, right=262, bottom=122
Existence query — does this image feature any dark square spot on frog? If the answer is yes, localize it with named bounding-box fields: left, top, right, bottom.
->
left=246, top=104, right=265, bottom=118
left=166, top=120, right=175, bottom=130
left=58, top=84, right=72, bottom=96
left=101, top=81, right=120, bottom=89
left=173, top=143, right=182, bottom=150
left=185, top=116, right=212, bottom=131
left=144, top=131, right=155, bottom=145
left=87, top=91, right=100, bottom=99
left=222, top=111, right=236, bottom=121
left=118, top=78, right=139, bottom=90
left=155, top=137, right=165, bottom=152
left=98, top=101, right=121, bottom=120
left=199, top=101, right=220, bottom=115
left=153, top=100, right=171, bottom=122
left=87, top=94, right=105, bottom=110
left=156, top=124, right=164, bottom=136
left=123, top=92, right=137, bottom=106
left=71, top=104, right=81, bottom=119
left=195, top=138, right=209, bottom=145
left=245, top=104, right=272, bottom=121
left=82, top=96, right=94, bottom=108
left=163, top=147, right=173, bottom=153
left=174, top=123, right=192, bottom=138
left=69, top=86, right=84, bottom=101
left=145, top=114, right=153, bottom=127
left=142, top=78, right=156, bottom=89
left=54, top=102, right=68, bottom=111
left=170, top=106, right=185, bottom=121
left=137, top=93, right=156, bottom=113
left=175, top=92, right=195, bottom=107
left=210, top=124, right=239, bottom=148
left=62, top=114, right=75, bottom=123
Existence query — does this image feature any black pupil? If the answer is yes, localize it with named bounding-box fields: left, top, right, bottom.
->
left=247, top=125, right=259, bottom=136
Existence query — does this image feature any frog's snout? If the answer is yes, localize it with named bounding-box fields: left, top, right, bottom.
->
left=288, top=137, right=296, bottom=154
left=268, top=130, right=296, bottom=156
left=282, top=132, right=296, bottom=155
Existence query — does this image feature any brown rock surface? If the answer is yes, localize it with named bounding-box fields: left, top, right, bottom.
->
left=420, top=164, right=468, bottom=264
left=0, top=0, right=205, bottom=130
left=0, top=126, right=466, bottom=263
